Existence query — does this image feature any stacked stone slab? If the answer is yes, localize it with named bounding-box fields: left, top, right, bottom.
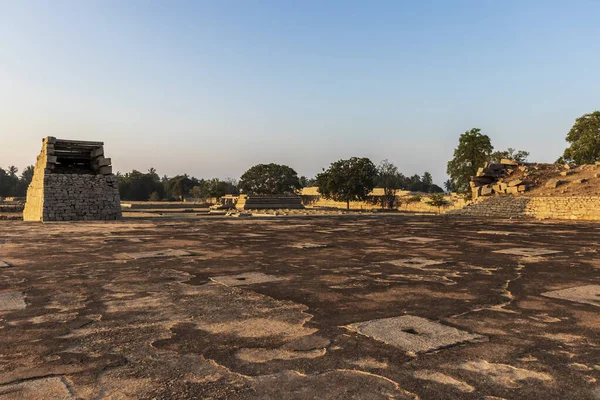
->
left=23, top=137, right=122, bottom=221
left=471, top=159, right=529, bottom=199
left=235, top=194, right=305, bottom=210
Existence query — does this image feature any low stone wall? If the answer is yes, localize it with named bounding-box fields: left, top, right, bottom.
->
left=526, top=197, right=600, bottom=220
left=236, top=195, right=305, bottom=210
left=450, top=195, right=600, bottom=220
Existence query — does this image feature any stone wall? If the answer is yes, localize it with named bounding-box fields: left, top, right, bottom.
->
left=450, top=195, right=600, bottom=221
left=526, top=197, right=600, bottom=220
left=236, top=195, right=304, bottom=210
left=23, top=137, right=122, bottom=222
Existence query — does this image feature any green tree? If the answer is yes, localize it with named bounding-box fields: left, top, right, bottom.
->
left=201, top=178, right=229, bottom=198
left=376, top=160, right=405, bottom=209
left=238, top=163, right=301, bottom=195
left=490, top=147, right=530, bottom=163
left=316, top=157, right=377, bottom=209
left=447, top=128, right=494, bottom=193
left=426, top=193, right=450, bottom=214
left=165, top=175, right=195, bottom=201
left=403, top=194, right=422, bottom=210
left=148, top=191, right=161, bottom=201
left=443, top=179, right=454, bottom=193
left=562, top=111, right=600, bottom=164
left=118, top=170, right=166, bottom=201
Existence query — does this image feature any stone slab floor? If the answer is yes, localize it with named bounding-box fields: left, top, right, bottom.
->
left=1, top=215, right=600, bottom=399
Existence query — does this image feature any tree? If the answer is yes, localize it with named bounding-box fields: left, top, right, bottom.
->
left=199, top=178, right=229, bottom=199
left=20, top=166, right=34, bottom=183
left=165, top=175, right=195, bottom=200
left=118, top=170, right=165, bottom=201
left=490, top=148, right=530, bottom=163
left=447, top=128, right=494, bottom=193
left=443, top=179, right=454, bottom=193
left=148, top=191, right=161, bottom=201
left=426, top=193, right=450, bottom=214
left=7, top=166, right=18, bottom=178
left=422, top=172, right=433, bottom=188
left=403, top=194, right=422, bottom=210
left=376, top=160, right=405, bottom=209
left=238, top=163, right=301, bottom=195
left=316, top=157, right=377, bottom=209
left=299, top=176, right=316, bottom=188
left=561, top=111, right=600, bottom=164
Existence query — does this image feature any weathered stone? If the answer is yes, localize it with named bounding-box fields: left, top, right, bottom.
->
left=480, top=185, right=493, bottom=196
left=23, top=138, right=121, bottom=222
left=210, top=272, right=285, bottom=287
left=500, top=158, right=519, bottom=166
left=545, top=180, right=565, bottom=189
left=346, top=315, right=485, bottom=353
left=541, top=285, right=600, bottom=307
left=507, top=179, right=522, bottom=187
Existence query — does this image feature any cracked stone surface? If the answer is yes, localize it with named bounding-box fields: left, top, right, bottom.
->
left=392, top=236, right=441, bottom=244
left=346, top=315, right=485, bottom=353
left=210, top=272, right=285, bottom=287
left=492, top=247, right=562, bottom=257
left=0, top=215, right=598, bottom=399
left=541, top=285, right=600, bottom=307
left=122, top=248, right=192, bottom=259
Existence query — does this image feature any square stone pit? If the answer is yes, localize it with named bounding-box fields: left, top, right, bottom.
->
left=0, top=291, right=27, bottom=311
left=346, top=315, right=485, bottom=353
left=492, top=248, right=561, bottom=257
left=210, top=272, right=285, bottom=287
left=541, top=285, right=600, bottom=307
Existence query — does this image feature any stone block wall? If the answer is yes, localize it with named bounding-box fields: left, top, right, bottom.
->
left=526, top=197, right=600, bottom=220
left=236, top=195, right=305, bottom=210
left=450, top=195, right=600, bottom=221
left=23, top=137, right=122, bottom=222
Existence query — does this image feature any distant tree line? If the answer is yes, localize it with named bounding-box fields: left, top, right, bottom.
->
left=117, top=168, right=239, bottom=201
left=0, top=165, right=34, bottom=197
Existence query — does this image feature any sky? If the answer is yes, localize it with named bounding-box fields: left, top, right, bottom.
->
left=1, top=0, right=599, bottom=185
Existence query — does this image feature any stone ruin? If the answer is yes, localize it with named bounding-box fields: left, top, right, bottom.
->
left=470, top=159, right=529, bottom=199
left=23, top=137, right=122, bottom=221
left=235, top=194, right=305, bottom=210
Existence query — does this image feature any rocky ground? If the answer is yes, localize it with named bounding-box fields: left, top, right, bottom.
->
left=1, top=215, right=599, bottom=399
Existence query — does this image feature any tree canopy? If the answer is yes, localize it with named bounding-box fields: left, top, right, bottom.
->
left=0, top=165, right=34, bottom=197
left=491, top=147, right=529, bottom=163
left=316, top=157, right=377, bottom=209
left=375, top=160, right=405, bottom=209
left=238, top=163, right=301, bottom=195
left=561, top=111, right=600, bottom=164
left=447, top=128, right=494, bottom=193
left=118, top=170, right=166, bottom=201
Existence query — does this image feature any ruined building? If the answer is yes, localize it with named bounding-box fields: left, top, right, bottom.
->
left=23, top=137, right=122, bottom=221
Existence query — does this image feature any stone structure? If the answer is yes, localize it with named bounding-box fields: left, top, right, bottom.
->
left=450, top=195, right=600, bottom=221
left=235, top=194, right=305, bottom=210
left=471, top=159, right=529, bottom=199
left=23, top=137, right=122, bottom=221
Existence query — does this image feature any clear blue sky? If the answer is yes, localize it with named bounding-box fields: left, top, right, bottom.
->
left=1, top=1, right=598, bottom=184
